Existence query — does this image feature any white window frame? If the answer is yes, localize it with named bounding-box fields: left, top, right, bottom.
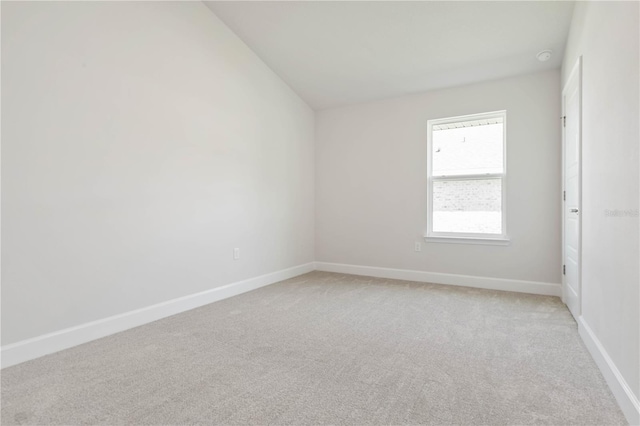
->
left=425, top=110, right=509, bottom=245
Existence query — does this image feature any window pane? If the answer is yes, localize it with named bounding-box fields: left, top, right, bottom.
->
left=432, top=122, right=503, bottom=176
left=432, top=179, right=502, bottom=234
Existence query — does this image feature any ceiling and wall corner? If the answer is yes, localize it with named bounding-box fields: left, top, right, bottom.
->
left=205, top=1, right=575, bottom=110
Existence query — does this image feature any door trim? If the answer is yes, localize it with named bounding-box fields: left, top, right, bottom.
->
left=561, top=56, right=582, bottom=317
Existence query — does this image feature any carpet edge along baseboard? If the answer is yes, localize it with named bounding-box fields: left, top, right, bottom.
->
left=1, top=262, right=315, bottom=369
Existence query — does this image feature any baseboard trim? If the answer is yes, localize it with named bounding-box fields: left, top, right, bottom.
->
left=1, top=262, right=315, bottom=369
left=5, top=261, right=635, bottom=424
left=314, top=262, right=562, bottom=297
left=578, top=317, right=640, bottom=425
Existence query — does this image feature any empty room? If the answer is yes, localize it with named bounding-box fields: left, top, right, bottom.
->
left=1, top=1, right=639, bottom=425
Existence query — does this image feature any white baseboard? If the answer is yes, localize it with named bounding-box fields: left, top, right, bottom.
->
left=315, top=262, right=562, bottom=297
left=5, top=260, right=635, bottom=425
left=578, top=317, right=640, bottom=425
left=1, top=262, right=315, bottom=369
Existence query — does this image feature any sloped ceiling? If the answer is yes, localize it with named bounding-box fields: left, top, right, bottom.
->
left=205, top=1, right=575, bottom=109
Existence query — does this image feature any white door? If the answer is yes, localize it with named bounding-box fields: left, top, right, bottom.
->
left=562, top=57, right=582, bottom=320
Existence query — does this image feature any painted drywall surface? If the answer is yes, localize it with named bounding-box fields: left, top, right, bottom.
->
left=1, top=2, right=314, bottom=345
left=562, top=1, right=640, bottom=400
left=316, top=70, right=561, bottom=283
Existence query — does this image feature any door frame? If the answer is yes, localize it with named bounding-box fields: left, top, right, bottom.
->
left=561, top=56, right=582, bottom=317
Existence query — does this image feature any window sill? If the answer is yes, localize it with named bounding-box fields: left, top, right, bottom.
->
left=424, top=236, right=511, bottom=246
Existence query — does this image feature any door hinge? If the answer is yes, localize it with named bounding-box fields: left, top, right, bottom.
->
left=563, top=191, right=566, bottom=201
left=563, top=265, right=566, bottom=275
left=563, top=116, right=566, bottom=127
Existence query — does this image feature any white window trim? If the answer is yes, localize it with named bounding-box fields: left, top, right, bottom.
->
left=425, top=110, right=509, bottom=245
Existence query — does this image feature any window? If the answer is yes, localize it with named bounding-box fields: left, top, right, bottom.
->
left=426, top=111, right=508, bottom=244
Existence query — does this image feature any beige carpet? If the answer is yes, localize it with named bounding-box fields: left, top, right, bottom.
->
left=1, top=271, right=626, bottom=425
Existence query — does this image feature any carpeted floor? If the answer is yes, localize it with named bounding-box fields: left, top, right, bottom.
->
left=1, top=271, right=626, bottom=425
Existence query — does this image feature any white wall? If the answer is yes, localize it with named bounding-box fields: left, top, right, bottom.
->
left=562, top=0, right=640, bottom=411
left=316, top=70, right=561, bottom=284
left=1, top=1, right=315, bottom=345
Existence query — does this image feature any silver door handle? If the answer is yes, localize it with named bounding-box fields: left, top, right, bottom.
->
left=571, top=208, right=579, bottom=213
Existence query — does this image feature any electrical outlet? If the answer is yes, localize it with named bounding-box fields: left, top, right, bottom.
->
left=233, top=248, right=240, bottom=260
left=414, top=242, right=421, bottom=252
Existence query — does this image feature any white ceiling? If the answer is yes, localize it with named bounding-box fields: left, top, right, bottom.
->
left=204, top=1, right=575, bottom=110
